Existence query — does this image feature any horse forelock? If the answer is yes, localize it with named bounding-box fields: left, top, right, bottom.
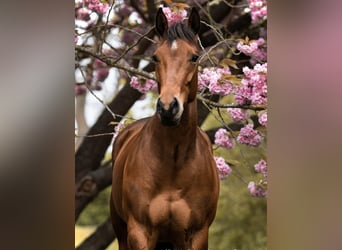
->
left=166, top=22, right=198, bottom=47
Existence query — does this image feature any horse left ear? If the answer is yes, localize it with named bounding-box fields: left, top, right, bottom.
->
left=188, top=7, right=200, bottom=35
left=155, top=8, right=168, bottom=37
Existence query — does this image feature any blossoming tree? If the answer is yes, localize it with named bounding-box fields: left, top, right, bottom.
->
left=75, top=0, right=267, bottom=249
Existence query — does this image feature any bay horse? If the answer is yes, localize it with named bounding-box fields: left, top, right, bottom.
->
left=111, top=7, right=219, bottom=250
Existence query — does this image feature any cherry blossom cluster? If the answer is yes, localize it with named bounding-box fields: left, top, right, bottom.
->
left=258, top=111, right=267, bottom=127
left=237, top=37, right=266, bottom=62
left=248, top=0, right=267, bottom=24
left=214, top=128, right=235, bottom=149
left=84, top=0, right=109, bottom=14
left=75, top=0, right=109, bottom=30
left=76, top=7, right=92, bottom=21
left=234, top=63, right=267, bottom=106
left=248, top=180, right=267, bottom=197
left=227, top=108, right=249, bottom=123
left=237, top=124, right=263, bottom=146
left=254, top=159, right=267, bottom=178
left=93, top=59, right=109, bottom=84
left=248, top=159, right=267, bottom=197
left=129, top=76, right=158, bottom=94
left=198, top=67, right=232, bottom=95
left=161, top=6, right=188, bottom=25
left=214, top=156, right=232, bottom=180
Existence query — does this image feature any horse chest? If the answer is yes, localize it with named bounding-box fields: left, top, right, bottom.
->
left=148, top=192, right=192, bottom=230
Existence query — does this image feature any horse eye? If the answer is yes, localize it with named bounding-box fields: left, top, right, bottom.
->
left=190, top=54, right=199, bottom=63
left=152, top=55, right=159, bottom=63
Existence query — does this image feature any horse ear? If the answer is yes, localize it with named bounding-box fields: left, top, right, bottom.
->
left=188, top=7, right=200, bottom=35
left=155, top=8, right=168, bottom=37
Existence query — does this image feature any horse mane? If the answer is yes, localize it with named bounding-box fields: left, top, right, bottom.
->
left=166, top=22, right=197, bottom=45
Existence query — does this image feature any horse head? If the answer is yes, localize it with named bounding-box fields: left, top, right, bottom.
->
left=153, top=7, right=200, bottom=126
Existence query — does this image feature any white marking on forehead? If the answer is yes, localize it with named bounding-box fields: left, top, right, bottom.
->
left=171, top=40, right=178, bottom=51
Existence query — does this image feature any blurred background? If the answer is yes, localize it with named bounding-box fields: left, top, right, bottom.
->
left=2, top=0, right=342, bottom=250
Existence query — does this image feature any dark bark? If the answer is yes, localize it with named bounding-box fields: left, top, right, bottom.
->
left=75, top=83, right=142, bottom=183
left=75, top=165, right=112, bottom=221
left=76, top=217, right=115, bottom=250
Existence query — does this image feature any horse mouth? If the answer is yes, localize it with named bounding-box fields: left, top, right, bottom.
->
left=158, top=114, right=180, bottom=126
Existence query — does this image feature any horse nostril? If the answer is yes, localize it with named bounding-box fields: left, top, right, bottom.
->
left=156, top=98, right=164, bottom=114
left=170, top=98, right=179, bottom=115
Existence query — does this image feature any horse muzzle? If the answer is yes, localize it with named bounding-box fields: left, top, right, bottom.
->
left=156, top=97, right=182, bottom=126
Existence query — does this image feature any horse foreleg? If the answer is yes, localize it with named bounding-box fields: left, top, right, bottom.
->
left=127, top=219, right=158, bottom=250
left=110, top=196, right=128, bottom=250
left=190, top=227, right=209, bottom=250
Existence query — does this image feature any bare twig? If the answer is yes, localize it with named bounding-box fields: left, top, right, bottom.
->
left=222, top=0, right=249, bottom=8
left=76, top=46, right=156, bottom=80
left=77, top=24, right=156, bottom=44
left=112, top=27, right=155, bottom=65
left=199, top=38, right=236, bottom=65
left=76, top=62, right=118, bottom=120
left=75, top=132, right=116, bottom=138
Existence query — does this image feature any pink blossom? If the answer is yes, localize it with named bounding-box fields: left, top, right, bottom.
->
left=145, top=79, right=158, bottom=93
left=237, top=40, right=258, bottom=55
left=248, top=181, right=267, bottom=197
left=227, top=108, right=248, bottom=122
left=95, top=69, right=109, bottom=82
left=214, top=128, right=234, bottom=149
left=93, top=59, right=107, bottom=69
left=237, top=124, right=263, bottom=146
left=162, top=6, right=187, bottom=25
left=258, top=111, right=267, bottom=126
left=130, top=76, right=158, bottom=94
left=113, top=122, right=126, bottom=141
left=198, top=67, right=232, bottom=95
left=115, top=1, right=134, bottom=17
left=234, top=63, right=267, bottom=105
left=214, top=156, right=232, bottom=180
left=237, top=38, right=266, bottom=62
left=130, top=76, right=141, bottom=91
left=75, top=85, right=87, bottom=95
left=85, top=0, right=109, bottom=14
left=234, top=84, right=252, bottom=105
left=208, top=81, right=233, bottom=96
left=198, top=68, right=221, bottom=90
left=76, top=8, right=91, bottom=21
left=254, top=159, right=267, bottom=177
left=248, top=0, right=267, bottom=24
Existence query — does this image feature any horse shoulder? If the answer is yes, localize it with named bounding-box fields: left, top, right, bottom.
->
left=196, top=128, right=214, bottom=153
left=195, top=128, right=220, bottom=216
left=112, top=118, right=150, bottom=161
left=112, top=118, right=150, bottom=217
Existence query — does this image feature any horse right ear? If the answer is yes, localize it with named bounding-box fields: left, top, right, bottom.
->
left=155, top=8, right=168, bottom=37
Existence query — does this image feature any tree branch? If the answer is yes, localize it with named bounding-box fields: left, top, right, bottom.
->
left=75, top=46, right=156, bottom=80
left=76, top=217, right=115, bottom=250
left=75, top=83, right=142, bottom=183
left=197, top=94, right=266, bottom=111
left=112, top=27, right=155, bottom=65
left=75, top=164, right=112, bottom=221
